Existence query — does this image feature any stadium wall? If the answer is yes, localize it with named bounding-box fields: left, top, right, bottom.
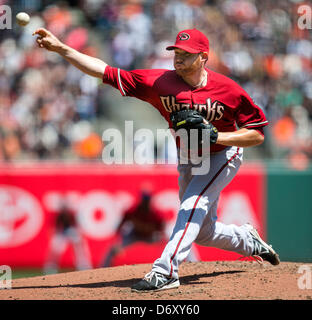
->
left=0, top=163, right=266, bottom=268
left=267, top=165, right=312, bottom=262
left=0, top=162, right=310, bottom=268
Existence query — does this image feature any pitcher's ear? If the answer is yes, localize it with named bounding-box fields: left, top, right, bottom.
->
left=200, top=52, right=209, bottom=65
left=201, top=51, right=209, bottom=60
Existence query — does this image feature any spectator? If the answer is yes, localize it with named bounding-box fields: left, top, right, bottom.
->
left=0, top=0, right=311, bottom=166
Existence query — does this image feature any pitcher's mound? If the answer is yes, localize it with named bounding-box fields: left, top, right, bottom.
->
left=0, top=261, right=310, bottom=300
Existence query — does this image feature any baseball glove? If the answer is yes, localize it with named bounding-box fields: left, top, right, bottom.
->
left=170, top=109, right=218, bottom=145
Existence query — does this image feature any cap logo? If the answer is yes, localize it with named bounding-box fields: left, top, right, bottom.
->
left=178, top=33, right=190, bottom=41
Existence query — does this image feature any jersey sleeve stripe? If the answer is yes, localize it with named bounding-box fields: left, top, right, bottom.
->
left=240, top=121, right=268, bottom=128
left=117, top=68, right=126, bottom=96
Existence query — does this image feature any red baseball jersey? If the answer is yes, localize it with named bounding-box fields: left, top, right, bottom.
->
left=103, top=67, right=268, bottom=152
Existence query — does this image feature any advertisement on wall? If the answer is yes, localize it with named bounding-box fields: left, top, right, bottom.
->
left=0, top=163, right=265, bottom=268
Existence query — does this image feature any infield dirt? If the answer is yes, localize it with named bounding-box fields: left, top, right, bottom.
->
left=0, top=261, right=311, bottom=300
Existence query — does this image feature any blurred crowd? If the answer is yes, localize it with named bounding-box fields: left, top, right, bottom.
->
left=0, top=0, right=311, bottom=168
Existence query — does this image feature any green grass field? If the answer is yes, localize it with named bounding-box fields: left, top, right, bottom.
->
left=11, top=268, right=74, bottom=279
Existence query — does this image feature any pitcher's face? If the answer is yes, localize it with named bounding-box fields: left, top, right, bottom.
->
left=174, top=48, right=202, bottom=76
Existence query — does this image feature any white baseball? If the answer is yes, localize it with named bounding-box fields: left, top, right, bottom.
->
left=16, top=12, right=30, bottom=27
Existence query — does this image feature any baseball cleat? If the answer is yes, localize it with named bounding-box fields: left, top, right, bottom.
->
left=131, top=271, right=180, bottom=292
left=246, top=224, right=280, bottom=265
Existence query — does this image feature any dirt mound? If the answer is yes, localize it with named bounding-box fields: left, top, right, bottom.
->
left=0, top=261, right=311, bottom=300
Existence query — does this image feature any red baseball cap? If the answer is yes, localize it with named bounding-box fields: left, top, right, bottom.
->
left=166, top=29, right=209, bottom=54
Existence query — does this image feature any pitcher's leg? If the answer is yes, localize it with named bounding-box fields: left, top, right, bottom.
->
left=131, top=147, right=242, bottom=292
left=195, top=193, right=254, bottom=256
left=152, top=147, right=242, bottom=279
left=152, top=193, right=209, bottom=278
left=196, top=221, right=254, bottom=256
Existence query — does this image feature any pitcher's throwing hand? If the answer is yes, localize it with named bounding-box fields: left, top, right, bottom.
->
left=33, top=28, right=63, bottom=52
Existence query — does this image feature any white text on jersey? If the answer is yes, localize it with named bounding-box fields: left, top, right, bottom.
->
left=160, top=96, right=224, bottom=122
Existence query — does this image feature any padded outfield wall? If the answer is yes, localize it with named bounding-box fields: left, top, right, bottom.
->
left=267, top=164, right=312, bottom=262
left=0, top=162, right=311, bottom=268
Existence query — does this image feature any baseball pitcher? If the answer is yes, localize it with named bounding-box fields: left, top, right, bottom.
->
left=33, top=27, right=280, bottom=292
